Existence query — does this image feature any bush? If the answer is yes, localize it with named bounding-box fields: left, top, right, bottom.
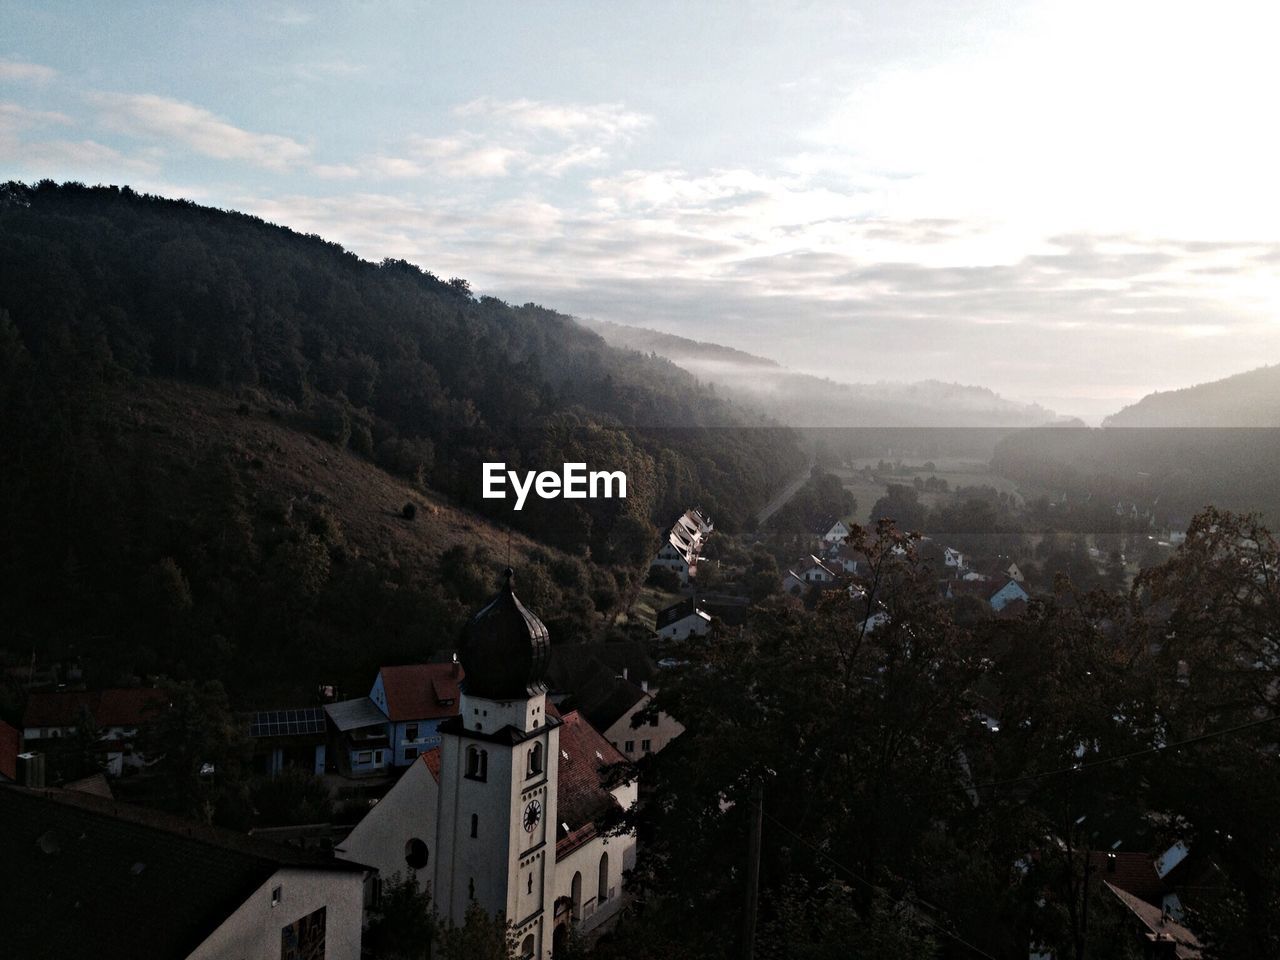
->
left=402, top=502, right=417, bottom=520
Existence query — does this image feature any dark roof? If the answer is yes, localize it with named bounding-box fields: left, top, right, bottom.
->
left=0, top=718, right=19, bottom=780
left=656, top=597, right=707, bottom=630
left=546, top=641, right=660, bottom=693
left=0, top=786, right=366, bottom=960
left=460, top=569, right=551, bottom=700
left=324, top=697, right=389, bottom=732
left=378, top=663, right=463, bottom=721
left=23, top=688, right=166, bottom=729
left=561, top=663, right=648, bottom=734
left=248, top=707, right=326, bottom=739
left=807, top=514, right=845, bottom=535
left=555, top=710, right=630, bottom=860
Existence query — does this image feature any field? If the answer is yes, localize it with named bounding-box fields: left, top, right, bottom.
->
left=834, top=456, right=1025, bottom=523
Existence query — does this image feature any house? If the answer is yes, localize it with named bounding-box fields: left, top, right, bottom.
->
left=338, top=571, right=637, bottom=958
left=546, top=643, right=684, bottom=759
left=655, top=597, right=713, bottom=640
left=823, top=542, right=867, bottom=575
left=986, top=558, right=1025, bottom=583
left=323, top=662, right=465, bottom=777
left=0, top=785, right=369, bottom=960
left=1104, top=882, right=1201, bottom=958
left=809, top=515, right=850, bottom=547
left=368, top=662, right=463, bottom=767
left=22, top=687, right=167, bottom=776
left=943, top=546, right=965, bottom=569
left=988, top=579, right=1030, bottom=612
left=324, top=697, right=393, bottom=777
left=248, top=707, right=328, bottom=777
left=650, top=508, right=713, bottom=586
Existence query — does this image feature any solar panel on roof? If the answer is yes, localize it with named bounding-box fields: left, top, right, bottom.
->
left=249, top=706, right=326, bottom=738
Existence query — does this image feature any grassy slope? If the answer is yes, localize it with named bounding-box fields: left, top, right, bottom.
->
left=127, top=378, right=549, bottom=577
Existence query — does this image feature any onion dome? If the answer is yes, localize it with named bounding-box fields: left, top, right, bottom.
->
left=459, top=568, right=551, bottom=699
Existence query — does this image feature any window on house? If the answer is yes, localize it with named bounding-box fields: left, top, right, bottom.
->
left=641, top=739, right=652, bottom=752
left=598, top=852, right=609, bottom=902
left=271, top=885, right=283, bottom=907
left=648, top=716, right=659, bottom=727
left=403, top=747, right=416, bottom=762
left=527, top=742, right=543, bottom=778
left=624, top=740, right=634, bottom=753
left=466, top=746, right=488, bottom=781
left=405, top=723, right=419, bottom=741
left=470, top=813, right=478, bottom=838
left=521, top=934, right=535, bottom=960
left=356, top=750, right=373, bottom=764
left=405, top=838, right=429, bottom=870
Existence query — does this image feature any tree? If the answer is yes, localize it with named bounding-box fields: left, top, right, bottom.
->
left=364, top=873, right=435, bottom=960
left=434, top=902, right=514, bottom=960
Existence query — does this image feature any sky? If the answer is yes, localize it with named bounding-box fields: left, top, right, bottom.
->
left=4, top=0, right=1280, bottom=420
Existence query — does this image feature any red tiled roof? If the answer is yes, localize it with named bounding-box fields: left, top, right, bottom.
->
left=1104, top=882, right=1201, bottom=958
left=0, top=719, right=20, bottom=780
left=23, top=688, right=165, bottom=729
left=418, top=746, right=442, bottom=782
left=1088, top=851, right=1167, bottom=904
left=378, top=663, right=464, bottom=722
left=555, top=710, right=629, bottom=861
left=96, top=689, right=167, bottom=727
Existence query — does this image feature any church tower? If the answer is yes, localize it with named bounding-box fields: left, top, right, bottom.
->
left=433, top=569, right=561, bottom=958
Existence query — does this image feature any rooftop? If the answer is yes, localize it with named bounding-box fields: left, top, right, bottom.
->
left=0, top=786, right=365, bottom=960
left=377, top=662, right=463, bottom=721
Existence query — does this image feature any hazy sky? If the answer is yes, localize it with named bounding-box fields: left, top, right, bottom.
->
left=5, top=0, right=1279, bottom=418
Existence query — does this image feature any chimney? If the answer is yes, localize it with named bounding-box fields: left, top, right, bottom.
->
left=17, top=751, right=45, bottom=789
left=1106, top=852, right=1117, bottom=873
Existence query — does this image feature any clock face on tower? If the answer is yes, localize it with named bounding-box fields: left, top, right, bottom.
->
left=523, top=799, right=542, bottom=833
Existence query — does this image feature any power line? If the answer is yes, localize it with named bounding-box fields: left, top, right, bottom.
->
left=764, top=811, right=999, bottom=960
left=908, top=712, right=1280, bottom=801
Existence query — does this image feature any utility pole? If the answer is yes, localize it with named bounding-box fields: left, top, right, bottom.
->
left=743, top=778, right=763, bottom=960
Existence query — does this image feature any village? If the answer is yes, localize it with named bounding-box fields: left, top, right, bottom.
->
left=1, top=457, right=1214, bottom=959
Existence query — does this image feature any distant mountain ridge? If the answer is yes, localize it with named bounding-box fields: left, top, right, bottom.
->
left=577, top=316, right=1061, bottom=428
left=1104, top=363, right=1280, bottom=427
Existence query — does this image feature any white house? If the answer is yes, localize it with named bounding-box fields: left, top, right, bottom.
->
left=809, top=515, right=851, bottom=549
left=944, top=546, right=965, bottom=569
left=655, top=598, right=713, bottom=641
left=338, top=572, right=639, bottom=958
left=1, top=785, right=369, bottom=960
left=651, top=509, right=712, bottom=586
left=22, top=687, right=167, bottom=777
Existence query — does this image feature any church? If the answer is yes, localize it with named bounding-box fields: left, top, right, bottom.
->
left=337, top=570, right=638, bottom=958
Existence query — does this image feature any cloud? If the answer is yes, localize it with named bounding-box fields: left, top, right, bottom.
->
left=334, top=96, right=656, bottom=182
left=0, top=101, right=72, bottom=133
left=90, top=92, right=309, bottom=169
left=0, top=57, right=57, bottom=82
left=454, top=96, right=651, bottom=142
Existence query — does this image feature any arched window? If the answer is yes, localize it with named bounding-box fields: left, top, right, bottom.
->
left=598, top=851, right=609, bottom=902
left=404, top=838, right=428, bottom=870
left=470, top=813, right=478, bottom=838
left=520, top=934, right=535, bottom=960
left=570, top=871, right=582, bottom=919
left=466, top=746, right=488, bottom=781
left=527, top=742, right=543, bottom=778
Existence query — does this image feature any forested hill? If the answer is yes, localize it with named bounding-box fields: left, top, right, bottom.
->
left=1103, top=363, right=1280, bottom=426
left=0, top=180, right=796, bottom=540
left=0, top=180, right=796, bottom=696
left=578, top=315, right=1060, bottom=429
